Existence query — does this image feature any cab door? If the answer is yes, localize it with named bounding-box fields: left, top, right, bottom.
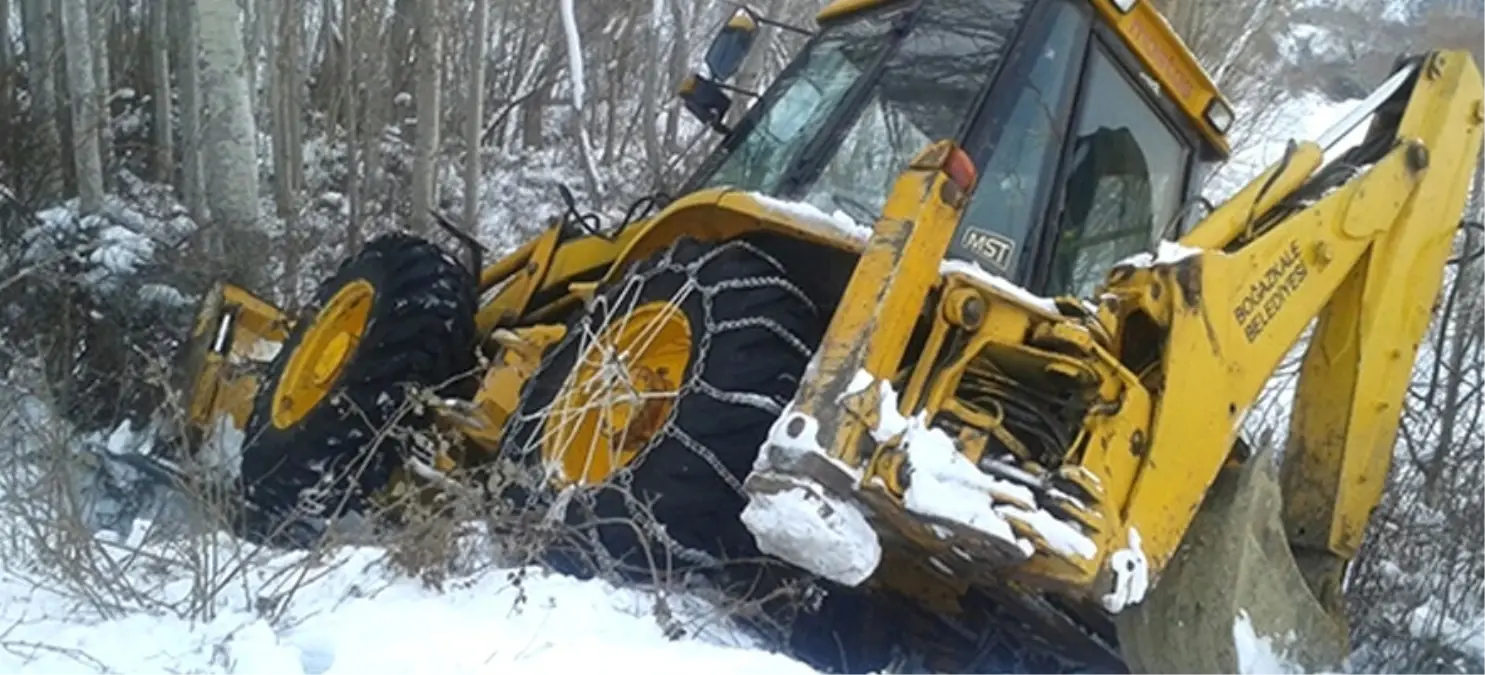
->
left=1028, top=24, right=1203, bottom=298
left=949, top=0, right=1092, bottom=280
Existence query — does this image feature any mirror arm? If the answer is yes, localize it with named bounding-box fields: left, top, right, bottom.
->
left=712, top=81, right=761, bottom=99
left=724, top=3, right=815, bottom=37
left=751, top=14, right=814, bottom=36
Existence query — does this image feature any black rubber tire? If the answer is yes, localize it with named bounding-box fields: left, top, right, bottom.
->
left=497, top=236, right=825, bottom=578
left=494, top=236, right=917, bottom=674
left=238, top=233, right=477, bottom=536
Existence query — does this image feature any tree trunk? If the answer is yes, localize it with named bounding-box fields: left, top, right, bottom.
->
left=662, top=0, right=686, bottom=152
left=639, top=0, right=663, bottom=187
left=90, top=0, right=112, bottom=188
left=0, top=0, right=10, bottom=74
left=148, top=0, right=172, bottom=183
left=559, top=0, right=601, bottom=200
left=60, top=0, right=102, bottom=214
left=239, top=0, right=256, bottom=115
left=462, top=0, right=487, bottom=233
left=387, top=0, right=415, bottom=100
left=356, top=0, right=384, bottom=224
left=198, top=0, right=263, bottom=286
left=169, top=0, right=205, bottom=223
left=410, top=0, right=441, bottom=232
left=20, top=0, right=64, bottom=199
left=342, top=0, right=361, bottom=250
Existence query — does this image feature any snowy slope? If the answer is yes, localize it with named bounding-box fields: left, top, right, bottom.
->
left=0, top=389, right=817, bottom=675
left=0, top=529, right=818, bottom=675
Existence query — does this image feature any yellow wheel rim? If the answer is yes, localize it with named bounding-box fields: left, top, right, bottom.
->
left=271, top=280, right=375, bottom=429
left=542, top=299, right=692, bottom=485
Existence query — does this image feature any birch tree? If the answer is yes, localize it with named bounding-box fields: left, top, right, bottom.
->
left=197, top=0, right=262, bottom=283
left=463, top=0, right=489, bottom=232
left=559, top=0, right=602, bottom=199
left=60, top=0, right=102, bottom=214
left=410, top=0, right=442, bottom=233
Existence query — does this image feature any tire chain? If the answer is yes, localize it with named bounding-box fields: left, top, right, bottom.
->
left=497, top=237, right=819, bottom=572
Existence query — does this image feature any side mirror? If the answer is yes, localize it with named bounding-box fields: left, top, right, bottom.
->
left=678, top=8, right=760, bottom=134
left=705, top=8, right=758, bottom=81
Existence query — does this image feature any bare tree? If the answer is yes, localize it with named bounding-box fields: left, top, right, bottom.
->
left=89, top=0, right=111, bottom=186
left=410, top=0, right=442, bottom=233
left=148, top=0, right=172, bottom=184
left=197, top=0, right=262, bottom=283
left=19, top=0, right=64, bottom=199
left=463, top=0, right=489, bottom=232
left=169, top=0, right=205, bottom=223
left=59, top=0, right=102, bottom=214
left=559, top=0, right=602, bottom=199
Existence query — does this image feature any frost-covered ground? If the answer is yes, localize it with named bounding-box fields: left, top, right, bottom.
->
left=0, top=531, right=816, bottom=675
left=0, top=387, right=818, bottom=675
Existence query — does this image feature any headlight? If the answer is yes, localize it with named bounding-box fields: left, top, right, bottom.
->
left=1204, top=98, right=1234, bottom=134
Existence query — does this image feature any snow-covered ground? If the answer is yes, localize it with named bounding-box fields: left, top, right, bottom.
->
left=0, top=388, right=817, bottom=675
left=0, top=525, right=817, bottom=675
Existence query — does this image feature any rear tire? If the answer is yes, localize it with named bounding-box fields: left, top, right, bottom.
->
left=498, top=236, right=823, bottom=576
left=239, top=233, right=477, bottom=540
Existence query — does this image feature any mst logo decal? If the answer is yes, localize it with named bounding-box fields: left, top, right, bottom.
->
left=959, top=229, right=1015, bottom=271
left=1234, top=240, right=1307, bottom=342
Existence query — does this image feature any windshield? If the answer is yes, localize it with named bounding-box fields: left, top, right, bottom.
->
left=691, top=0, right=1031, bottom=223
left=693, top=9, right=903, bottom=197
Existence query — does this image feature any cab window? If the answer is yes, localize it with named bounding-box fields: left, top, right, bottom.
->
left=1046, top=45, right=1191, bottom=299
left=952, top=0, right=1089, bottom=276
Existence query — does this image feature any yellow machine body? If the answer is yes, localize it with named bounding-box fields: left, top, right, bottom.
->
left=171, top=0, right=1484, bottom=668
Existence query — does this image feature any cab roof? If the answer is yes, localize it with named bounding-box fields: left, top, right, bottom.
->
left=814, top=0, right=1233, bottom=157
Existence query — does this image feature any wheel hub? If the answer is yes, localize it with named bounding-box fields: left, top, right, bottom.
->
left=542, top=300, right=692, bottom=485
left=271, top=280, right=375, bottom=429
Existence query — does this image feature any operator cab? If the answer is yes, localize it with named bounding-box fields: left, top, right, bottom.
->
left=678, top=0, right=1233, bottom=300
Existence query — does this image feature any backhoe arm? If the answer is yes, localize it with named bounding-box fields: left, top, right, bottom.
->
left=1104, top=49, right=1482, bottom=666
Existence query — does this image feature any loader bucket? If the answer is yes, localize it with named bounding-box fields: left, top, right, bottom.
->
left=170, top=281, right=289, bottom=456
left=1113, top=444, right=1350, bottom=674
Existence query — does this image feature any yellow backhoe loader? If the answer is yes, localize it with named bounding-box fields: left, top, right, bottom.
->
left=159, top=0, right=1484, bottom=671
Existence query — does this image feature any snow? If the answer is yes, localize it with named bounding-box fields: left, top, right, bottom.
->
left=738, top=474, right=882, bottom=587
left=1233, top=610, right=1304, bottom=674
left=0, top=530, right=819, bottom=675
left=897, top=414, right=1033, bottom=558
left=89, top=224, right=155, bottom=275
left=1099, top=528, right=1150, bottom=613
left=866, top=376, right=1097, bottom=563
left=1116, top=239, right=1205, bottom=269
left=939, top=259, right=1061, bottom=317
left=246, top=338, right=283, bottom=362
left=745, top=393, right=883, bottom=585
left=200, top=413, right=247, bottom=478
left=1208, top=93, right=1371, bottom=202
left=559, top=0, right=585, bottom=111
left=747, top=193, right=873, bottom=244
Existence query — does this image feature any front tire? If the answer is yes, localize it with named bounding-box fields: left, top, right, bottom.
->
left=239, top=233, right=477, bottom=537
